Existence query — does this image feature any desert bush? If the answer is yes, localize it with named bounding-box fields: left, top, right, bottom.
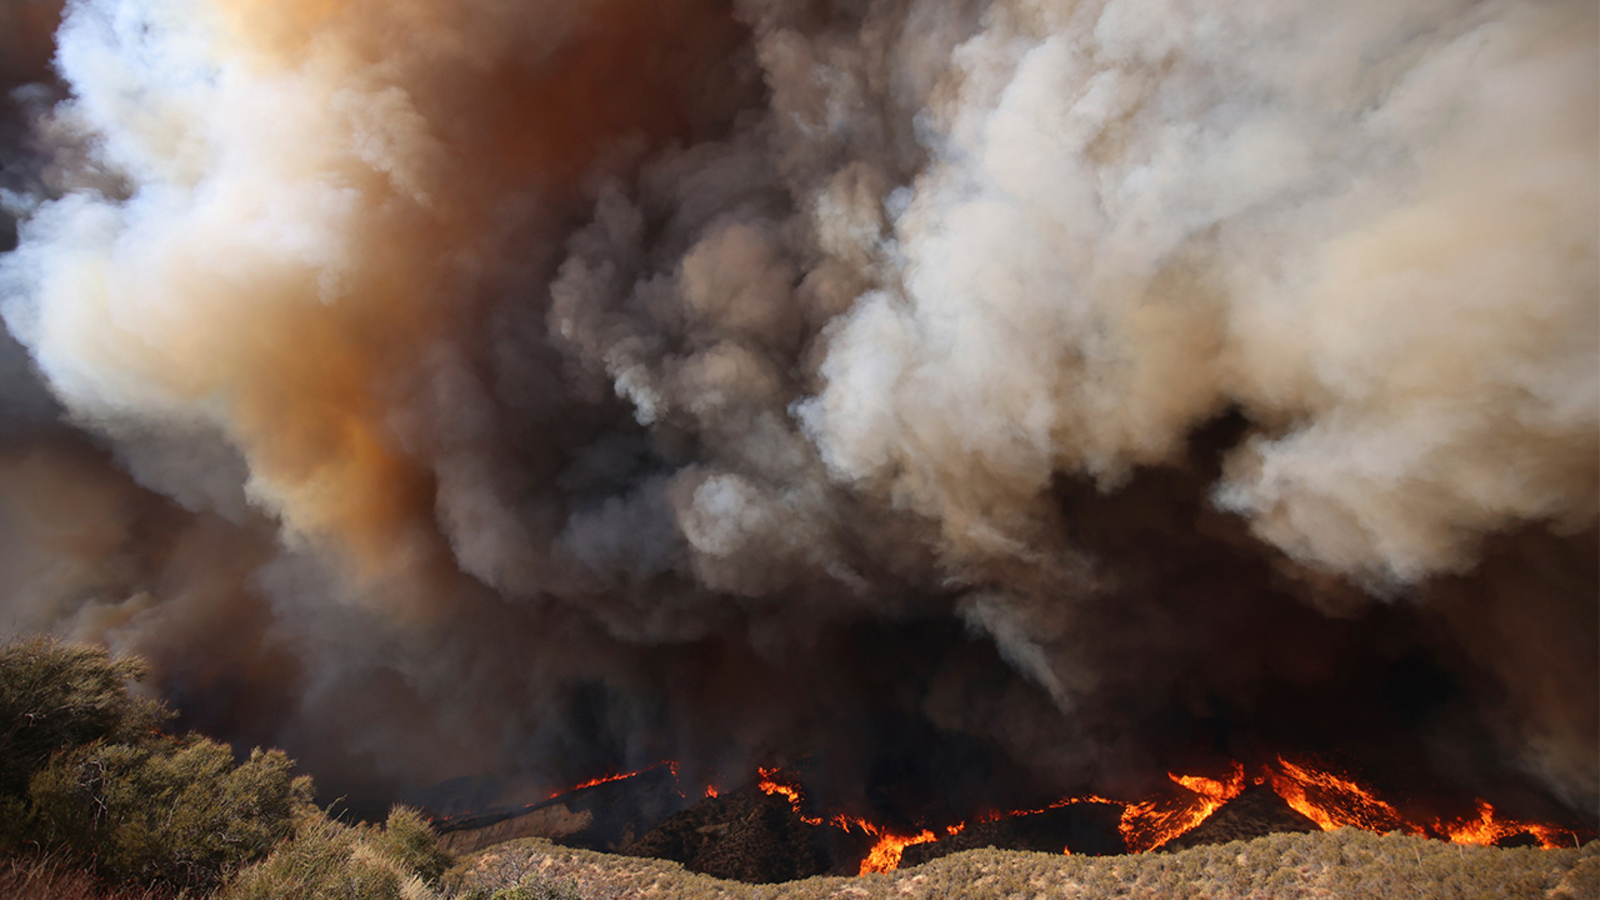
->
left=0, top=637, right=168, bottom=803
left=221, top=813, right=401, bottom=900
left=221, top=805, right=453, bottom=900
left=27, top=735, right=310, bottom=892
left=373, top=806, right=454, bottom=884
left=0, top=638, right=464, bottom=898
left=0, top=637, right=324, bottom=893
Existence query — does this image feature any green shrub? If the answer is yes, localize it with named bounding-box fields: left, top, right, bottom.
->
left=222, top=805, right=454, bottom=900
left=27, top=736, right=310, bottom=892
left=0, top=637, right=168, bottom=802
left=222, top=813, right=402, bottom=900
left=0, top=637, right=321, bottom=893
left=0, top=638, right=460, bottom=898
left=372, top=806, right=453, bottom=884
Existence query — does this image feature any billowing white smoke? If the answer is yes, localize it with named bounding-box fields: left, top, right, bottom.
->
left=801, top=0, right=1597, bottom=585
left=0, top=0, right=1594, bottom=814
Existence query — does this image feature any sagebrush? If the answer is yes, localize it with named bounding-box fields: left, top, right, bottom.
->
left=0, top=637, right=455, bottom=898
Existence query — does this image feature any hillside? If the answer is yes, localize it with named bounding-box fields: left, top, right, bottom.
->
left=447, top=829, right=1599, bottom=900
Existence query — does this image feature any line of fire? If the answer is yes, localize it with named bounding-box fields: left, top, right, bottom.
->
left=426, top=754, right=1593, bottom=880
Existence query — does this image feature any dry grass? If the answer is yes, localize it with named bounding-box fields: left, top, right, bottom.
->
left=6, top=815, right=1593, bottom=900
left=0, top=852, right=179, bottom=900
left=448, top=829, right=1598, bottom=900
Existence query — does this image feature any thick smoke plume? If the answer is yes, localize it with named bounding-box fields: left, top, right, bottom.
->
left=1, top=0, right=1595, bottom=823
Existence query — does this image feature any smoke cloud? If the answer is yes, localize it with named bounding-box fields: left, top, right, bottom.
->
left=1, top=0, right=1594, bottom=822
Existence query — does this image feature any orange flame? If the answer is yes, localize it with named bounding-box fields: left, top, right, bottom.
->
left=556, top=769, right=639, bottom=795
left=858, top=826, right=939, bottom=874
left=435, top=759, right=680, bottom=824
left=833, top=756, right=1580, bottom=870
left=1436, top=801, right=1579, bottom=850
left=446, top=758, right=1584, bottom=874
left=1265, top=756, right=1413, bottom=834
left=756, top=768, right=945, bottom=874
left=547, top=761, right=673, bottom=798
left=757, top=766, right=807, bottom=814
left=1119, top=762, right=1248, bottom=852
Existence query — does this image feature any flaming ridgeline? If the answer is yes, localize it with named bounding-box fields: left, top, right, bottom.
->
left=433, top=757, right=1590, bottom=876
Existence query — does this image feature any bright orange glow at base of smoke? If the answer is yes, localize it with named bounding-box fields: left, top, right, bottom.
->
left=750, top=758, right=1585, bottom=866
left=470, top=757, right=1583, bottom=872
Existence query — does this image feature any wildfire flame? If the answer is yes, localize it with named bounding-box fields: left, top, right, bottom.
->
left=856, top=825, right=939, bottom=874
left=1265, top=756, right=1413, bottom=835
left=756, top=766, right=942, bottom=874
left=1119, top=763, right=1248, bottom=853
left=757, top=766, right=806, bottom=812
left=753, top=757, right=1584, bottom=869
left=548, top=760, right=677, bottom=798
left=1435, top=801, right=1577, bottom=850
left=554, top=768, right=645, bottom=797
left=1268, top=758, right=1585, bottom=850
left=439, top=756, right=1584, bottom=872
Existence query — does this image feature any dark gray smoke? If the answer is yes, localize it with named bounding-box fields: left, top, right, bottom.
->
left=0, top=0, right=1594, bottom=823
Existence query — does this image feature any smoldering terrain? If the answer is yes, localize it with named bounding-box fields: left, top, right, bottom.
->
left=0, top=0, right=1594, bottom=831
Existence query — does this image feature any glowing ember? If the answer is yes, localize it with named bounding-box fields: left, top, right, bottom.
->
left=705, top=784, right=719, bottom=798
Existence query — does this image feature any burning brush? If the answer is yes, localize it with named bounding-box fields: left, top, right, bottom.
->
left=438, top=754, right=1589, bottom=878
